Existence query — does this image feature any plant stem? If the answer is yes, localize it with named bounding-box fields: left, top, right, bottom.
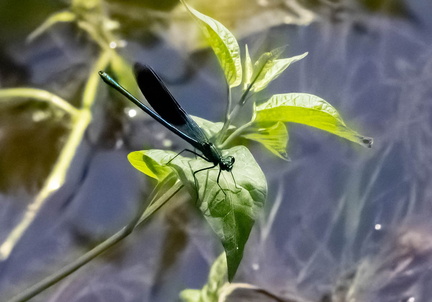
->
left=7, top=181, right=185, bottom=302
left=219, top=58, right=268, bottom=138
left=217, top=81, right=256, bottom=146
left=0, top=50, right=112, bottom=261
left=138, top=180, right=184, bottom=225
left=217, top=85, right=232, bottom=145
left=219, top=119, right=254, bottom=149
left=0, top=88, right=79, bottom=116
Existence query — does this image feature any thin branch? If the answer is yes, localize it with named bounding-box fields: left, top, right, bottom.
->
left=0, top=88, right=78, bottom=116
left=219, top=119, right=254, bottom=149
left=7, top=181, right=185, bottom=302
left=0, top=50, right=112, bottom=261
left=217, top=85, right=233, bottom=145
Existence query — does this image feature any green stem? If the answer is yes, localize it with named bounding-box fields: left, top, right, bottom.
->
left=138, top=180, right=184, bottom=224
left=219, top=118, right=254, bottom=149
left=8, top=181, right=185, bottom=302
left=217, top=86, right=233, bottom=144
left=0, top=50, right=112, bottom=261
left=0, top=88, right=78, bottom=116
left=217, top=78, right=257, bottom=146
left=221, top=59, right=268, bottom=136
left=238, top=83, right=253, bottom=107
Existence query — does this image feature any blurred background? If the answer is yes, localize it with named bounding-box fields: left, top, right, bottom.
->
left=1, top=0, right=432, bottom=301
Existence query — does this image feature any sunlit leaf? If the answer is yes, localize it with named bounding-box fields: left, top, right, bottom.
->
left=250, top=47, right=284, bottom=84
left=181, top=0, right=242, bottom=87
left=127, top=150, right=173, bottom=181
left=180, top=253, right=228, bottom=302
left=252, top=52, right=308, bottom=92
left=255, top=93, right=373, bottom=147
left=242, top=122, right=289, bottom=160
left=27, top=11, right=76, bottom=42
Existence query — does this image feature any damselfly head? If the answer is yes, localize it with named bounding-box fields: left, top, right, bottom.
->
left=220, top=156, right=235, bottom=172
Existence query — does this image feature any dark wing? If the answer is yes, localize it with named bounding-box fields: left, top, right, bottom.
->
left=134, top=63, right=209, bottom=144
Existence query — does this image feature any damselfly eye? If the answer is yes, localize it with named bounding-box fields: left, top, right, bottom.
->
left=220, top=156, right=235, bottom=172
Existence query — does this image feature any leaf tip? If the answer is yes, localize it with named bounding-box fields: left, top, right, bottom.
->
left=281, top=153, right=291, bottom=161
left=361, top=136, right=373, bottom=148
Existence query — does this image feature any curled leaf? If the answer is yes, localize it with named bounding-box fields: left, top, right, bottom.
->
left=252, top=51, right=308, bottom=92
left=242, top=122, right=289, bottom=160
left=181, top=0, right=242, bottom=87
left=255, top=93, right=373, bottom=147
left=128, top=150, right=173, bottom=181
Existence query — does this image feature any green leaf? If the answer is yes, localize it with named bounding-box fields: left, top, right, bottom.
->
left=127, top=117, right=267, bottom=282
left=191, top=115, right=235, bottom=142
left=127, top=150, right=173, bottom=181
left=205, top=253, right=228, bottom=294
left=169, top=145, right=267, bottom=281
left=243, top=46, right=285, bottom=94
left=191, top=116, right=225, bottom=138
left=243, top=44, right=253, bottom=89
left=181, top=0, right=242, bottom=88
left=133, top=144, right=266, bottom=281
left=27, top=11, right=76, bottom=42
left=180, top=253, right=228, bottom=302
left=255, top=93, right=373, bottom=147
left=252, top=52, right=308, bottom=92
left=242, top=122, right=289, bottom=160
